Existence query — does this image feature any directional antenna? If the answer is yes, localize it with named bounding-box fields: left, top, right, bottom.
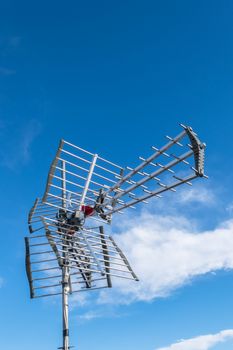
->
left=25, top=124, right=207, bottom=350
left=100, top=124, right=207, bottom=215
left=41, top=124, right=206, bottom=222
left=25, top=220, right=138, bottom=299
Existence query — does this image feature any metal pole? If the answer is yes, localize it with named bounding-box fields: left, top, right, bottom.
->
left=61, top=160, right=70, bottom=350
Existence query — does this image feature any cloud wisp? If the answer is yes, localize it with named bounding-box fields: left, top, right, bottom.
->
left=155, top=329, right=233, bottom=350
left=0, top=36, right=21, bottom=73
left=20, top=119, right=42, bottom=164
left=0, top=118, right=41, bottom=170
left=76, top=309, right=124, bottom=323
left=0, top=67, right=16, bottom=75
left=177, top=185, right=215, bottom=205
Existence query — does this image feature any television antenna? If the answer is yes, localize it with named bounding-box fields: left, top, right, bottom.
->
left=25, top=124, right=207, bottom=350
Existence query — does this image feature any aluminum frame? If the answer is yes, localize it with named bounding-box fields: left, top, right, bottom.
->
left=25, top=123, right=207, bottom=350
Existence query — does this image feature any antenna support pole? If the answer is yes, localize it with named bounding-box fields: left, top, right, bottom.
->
left=61, top=160, right=70, bottom=350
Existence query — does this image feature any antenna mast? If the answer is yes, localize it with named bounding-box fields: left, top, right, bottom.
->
left=61, top=160, right=70, bottom=350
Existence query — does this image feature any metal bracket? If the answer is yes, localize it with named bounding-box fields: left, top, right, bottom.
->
left=184, top=126, right=206, bottom=177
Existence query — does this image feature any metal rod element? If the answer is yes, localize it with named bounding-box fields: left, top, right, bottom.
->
left=63, top=140, right=94, bottom=156
left=107, top=174, right=198, bottom=215
left=61, top=148, right=121, bottom=177
left=74, top=230, right=104, bottom=275
left=44, top=197, right=108, bottom=225
left=104, top=129, right=187, bottom=195
left=79, top=153, right=98, bottom=209
left=63, top=139, right=123, bottom=170
left=109, top=236, right=139, bottom=281
left=33, top=285, right=110, bottom=299
left=42, top=139, right=64, bottom=203
left=57, top=156, right=119, bottom=185
left=28, top=198, right=39, bottom=225
left=62, top=160, right=66, bottom=209
left=99, top=226, right=112, bottom=288
left=105, top=149, right=193, bottom=206
left=61, top=160, right=70, bottom=350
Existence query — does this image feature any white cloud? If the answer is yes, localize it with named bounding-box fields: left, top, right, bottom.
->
left=155, top=329, right=233, bottom=350
left=142, top=183, right=216, bottom=217
left=20, top=119, right=41, bottom=163
left=226, top=202, right=233, bottom=214
left=177, top=185, right=215, bottom=205
left=78, top=310, right=103, bottom=321
left=76, top=307, right=126, bottom=323
left=70, top=292, right=89, bottom=309
left=98, top=210, right=233, bottom=304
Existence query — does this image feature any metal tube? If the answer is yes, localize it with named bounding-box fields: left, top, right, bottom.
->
left=45, top=222, right=115, bottom=244
left=46, top=238, right=119, bottom=255
left=107, top=174, right=198, bottom=214
left=33, top=274, right=62, bottom=281
left=61, top=160, right=70, bottom=350
left=61, top=148, right=121, bottom=177
left=30, top=258, right=58, bottom=264
left=32, top=208, right=58, bottom=215
left=105, top=150, right=193, bottom=204
left=44, top=198, right=109, bottom=225
left=58, top=156, right=121, bottom=185
left=29, top=234, right=119, bottom=256
left=104, top=129, right=187, bottom=195
left=55, top=164, right=112, bottom=191
left=79, top=153, right=98, bottom=208
left=61, top=148, right=91, bottom=165
left=31, top=213, right=57, bottom=220
left=33, top=272, right=102, bottom=282
left=49, top=183, right=97, bottom=204
left=109, top=236, right=139, bottom=281
left=42, top=234, right=121, bottom=255
left=37, top=197, right=61, bottom=204
left=63, top=139, right=123, bottom=170
left=31, top=266, right=60, bottom=273
left=28, top=198, right=39, bottom=225
left=47, top=231, right=115, bottom=250
left=42, top=139, right=64, bottom=202
left=99, top=226, right=112, bottom=288
left=53, top=174, right=85, bottom=191
left=34, top=283, right=61, bottom=290
left=33, top=285, right=110, bottom=299
left=30, top=250, right=53, bottom=255
left=63, top=140, right=94, bottom=156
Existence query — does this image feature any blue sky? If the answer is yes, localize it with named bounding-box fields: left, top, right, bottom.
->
left=1, top=1, right=233, bottom=349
